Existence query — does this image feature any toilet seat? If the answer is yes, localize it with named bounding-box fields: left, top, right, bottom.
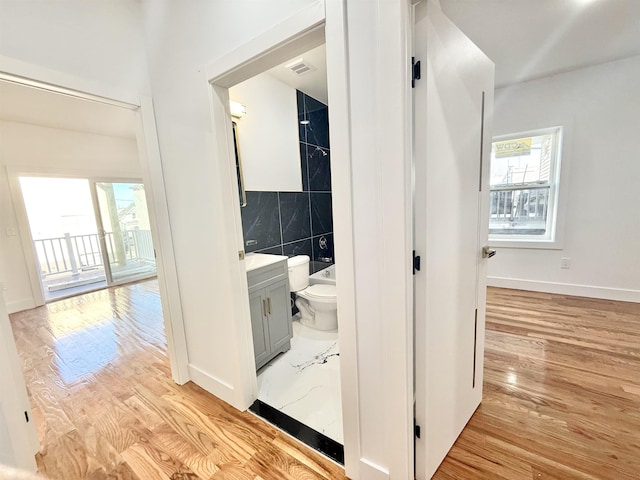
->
left=298, top=284, right=336, bottom=303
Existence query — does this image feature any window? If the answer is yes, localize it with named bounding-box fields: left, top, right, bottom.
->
left=489, top=126, right=563, bottom=245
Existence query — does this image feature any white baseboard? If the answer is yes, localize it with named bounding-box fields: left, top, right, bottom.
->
left=488, top=276, right=640, bottom=303
left=187, top=363, right=239, bottom=407
left=6, top=298, right=36, bottom=314
left=359, top=458, right=390, bottom=480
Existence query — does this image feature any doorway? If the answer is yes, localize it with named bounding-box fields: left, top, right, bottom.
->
left=18, top=176, right=157, bottom=302
left=227, top=44, right=343, bottom=463
left=204, top=3, right=424, bottom=477
left=0, top=69, right=188, bottom=471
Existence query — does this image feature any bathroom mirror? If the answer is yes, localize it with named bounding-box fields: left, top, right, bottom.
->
left=233, top=45, right=334, bottom=261
left=229, top=44, right=328, bottom=194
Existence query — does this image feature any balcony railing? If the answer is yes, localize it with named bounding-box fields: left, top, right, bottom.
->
left=34, top=230, right=154, bottom=276
left=489, top=185, right=550, bottom=235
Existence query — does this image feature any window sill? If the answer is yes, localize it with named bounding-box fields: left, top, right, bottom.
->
left=488, top=238, right=563, bottom=250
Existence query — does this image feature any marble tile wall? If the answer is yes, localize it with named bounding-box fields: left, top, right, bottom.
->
left=241, top=91, right=334, bottom=274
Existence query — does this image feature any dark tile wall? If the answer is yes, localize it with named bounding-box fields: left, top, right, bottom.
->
left=240, top=90, right=333, bottom=274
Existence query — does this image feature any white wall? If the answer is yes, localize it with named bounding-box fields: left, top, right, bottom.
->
left=0, top=404, right=13, bottom=466
left=489, top=56, right=640, bottom=301
left=0, top=0, right=149, bottom=95
left=0, top=295, right=38, bottom=471
left=0, top=121, right=141, bottom=312
left=230, top=73, right=302, bottom=192
left=0, top=122, right=140, bottom=175
left=140, top=0, right=318, bottom=405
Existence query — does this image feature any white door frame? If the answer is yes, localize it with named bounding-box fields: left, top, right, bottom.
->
left=0, top=60, right=190, bottom=384
left=204, top=0, right=363, bottom=475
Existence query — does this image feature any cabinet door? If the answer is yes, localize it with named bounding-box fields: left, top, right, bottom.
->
left=265, top=279, right=292, bottom=354
left=249, top=290, right=270, bottom=369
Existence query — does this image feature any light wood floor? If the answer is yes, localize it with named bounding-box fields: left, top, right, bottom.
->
left=10, top=280, right=346, bottom=480
left=434, top=288, right=640, bottom=480
left=9, top=282, right=640, bottom=479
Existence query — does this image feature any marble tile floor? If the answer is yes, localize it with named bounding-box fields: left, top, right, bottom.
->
left=256, top=317, right=343, bottom=444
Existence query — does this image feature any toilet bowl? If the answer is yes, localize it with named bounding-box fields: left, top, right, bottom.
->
left=287, top=256, right=338, bottom=331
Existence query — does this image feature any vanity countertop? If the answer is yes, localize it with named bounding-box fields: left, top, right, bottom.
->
left=244, top=253, right=288, bottom=273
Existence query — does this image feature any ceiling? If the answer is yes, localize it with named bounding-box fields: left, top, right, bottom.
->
left=0, top=80, right=138, bottom=139
left=266, top=44, right=328, bottom=104
left=439, top=0, right=640, bottom=87
left=2, top=1, right=638, bottom=136
left=255, top=1, right=640, bottom=98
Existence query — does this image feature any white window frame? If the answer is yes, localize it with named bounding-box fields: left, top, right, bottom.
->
left=489, top=126, right=566, bottom=249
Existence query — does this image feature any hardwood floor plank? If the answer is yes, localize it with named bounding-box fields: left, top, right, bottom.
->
left=159, top=390, right=262, bottom=463
left=121, top=433, right=201, bottom=480
left=209, top=461, right=258, bottom=480
left=84, top=462, right=140, bottom=480
left=86, top=403, right=152, bottom=454
left=10, top=281, right=638, bottom=479
left=123, top=394, right=166, bottom=431
left=433, top=287, right=640, bottom=479
left=10, top=280, right=345, bottom=480
left=39, top=429, right=102, bottom=480
left=271, top=433, right=346, bottom=480
left=72, top=416, right=124, bottom=474
left=246, top=445, right=330, bottom=480
left=151, top=424, right=221, bottom=479
left=132, top=385, right=227, bottom=460
left=120, top=442, right=173, bottom=480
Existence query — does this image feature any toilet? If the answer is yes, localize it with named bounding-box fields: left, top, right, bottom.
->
left=287, top=255, right=338, bottom=331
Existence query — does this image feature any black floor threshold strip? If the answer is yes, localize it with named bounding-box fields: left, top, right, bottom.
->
left=249, top=399, right=344, bottom=465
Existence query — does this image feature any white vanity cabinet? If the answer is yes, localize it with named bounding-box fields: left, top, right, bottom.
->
left=246, top=256, right=292, bottom=370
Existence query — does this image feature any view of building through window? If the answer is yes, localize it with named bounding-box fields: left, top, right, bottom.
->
left=489, top=127, right=562, bottom=241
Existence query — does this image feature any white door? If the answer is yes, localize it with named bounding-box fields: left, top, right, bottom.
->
left=0, top=295, right=39, bottom=471
left=413, top=2, right=494, bottom=478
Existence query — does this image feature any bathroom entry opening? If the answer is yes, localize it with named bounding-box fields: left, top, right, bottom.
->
left=210, top=31, right=346, bottom=461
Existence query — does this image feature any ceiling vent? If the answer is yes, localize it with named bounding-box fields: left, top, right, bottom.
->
left=285, top=58, right=317, bottom=76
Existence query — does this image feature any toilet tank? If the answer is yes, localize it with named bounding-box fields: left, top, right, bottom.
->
left=287, top=255, right=310, bottom=292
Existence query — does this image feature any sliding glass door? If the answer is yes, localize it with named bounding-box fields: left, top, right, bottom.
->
left=18, top=176, right=156, bottom=302
left=19, top=177, right=108, bottom=301
left=94, top=182, right=156, bottom=284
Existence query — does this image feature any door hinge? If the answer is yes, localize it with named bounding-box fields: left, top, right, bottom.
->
left=414, top=423, right=421, bottom=439
left=412, top=57, right=421, bottom=88
left=24, top=411, right=29, bottom=423
left=413, top=250, right=421, bottom=275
